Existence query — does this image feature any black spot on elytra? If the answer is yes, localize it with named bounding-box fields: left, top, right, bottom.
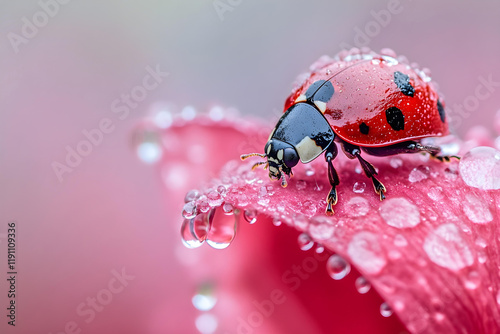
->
left=437, top=99, right=446, bottom=123
left=305, top=80, right=335, bottom=103
left=394, top=71, right=415, bottom=97
left=359, top=122, right=369, bottom=135
left=385, top=107, right=405, bottom=131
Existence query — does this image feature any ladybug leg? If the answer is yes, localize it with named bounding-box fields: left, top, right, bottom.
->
left=325, top=143, right=340, bottom=215
left=342, top=142, right=386, bottom=201
left=361, top=141, right=460, bottom=161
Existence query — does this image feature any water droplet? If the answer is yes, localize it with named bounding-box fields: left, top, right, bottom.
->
left=423, top=223, right=474, bottom=271
left=297, top=233, right=314, bottom=251
left=295, top=180, right=307, bottom=191
left=326, top=254, right=351, bottom=280
left=182, top=201, right=197, bottom=219
left=181, top=218, right=204, bottom=249
left=380, top=197, right=421, bottom=228
left=192, top=284, right=217, bottom=311
left=222, top=202, right=234, bottom=215
left=459, top=146, right=500, bottom=190
left=273, top=217, right=282, bottom=226
left=137, top=141, right=162, bottom=164
left=243, top=209, right=257, bottom=224
left=355, top=276, right=371, bottom=294
left=478, top=250, right=487, bottom=264
left=206, top=208, right=236, bottom=249
left=207, top=191, right=223, bottom=207
left=463, top=193, right=493, bottom=224
left=345, top=196, right=370, bottom=217
left=464, top=271, right=481, bottom=290
left=444, top=167, right=459, bottom=180
left=302, top=200, right=317, bottom=216
left=476, top=237, right=487, bottom=248
left=305, top=168, right=315, bottom=176
left=195, top=313, right=218, bottom=334
left=353, top=181, right=366, bottom=193
left=185, top=190, right=200, bottom=203
left=393, top=234, right=408, bottom=247
left=217, top=185, right=227, bottom=195
left=347, top=232, right=387, bottom=275
left=390, top=157, right=403, bottom=168
left=380, top=302, right=393, bottom=317
left=408, top=165, right=429, bottom=183
left=315, top=244, right=325, bottom=253
left=427, top=187, right=444, bottom=201
left=308, top=216, right=335, bottom=240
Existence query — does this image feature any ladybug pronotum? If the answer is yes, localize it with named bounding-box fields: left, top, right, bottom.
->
left=242, top=48, right=458, bottom=215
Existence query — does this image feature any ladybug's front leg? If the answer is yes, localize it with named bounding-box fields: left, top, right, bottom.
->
left=325, top=143, right=340, bottom=215
left=342, top=142, right=387, bottom=201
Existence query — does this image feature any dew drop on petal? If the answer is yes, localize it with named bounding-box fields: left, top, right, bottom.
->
left=207, top=191, right=224, bottom=207
left=308, top=216, right=335, bottom=240
left=182, top=201, right=197, bottom=219
left=463, top=271, right=481, bottom=290
left=195, top=313, right=218, bottom=334
left=463, top=193, right=493, bottom=224
left=476, top=237, right=487, bottom=248
left=355, top=276, right=371, bottom=294
left=345, top=196, right=370, bottom=217
left=217, top=185, right=227, bottom=195
left=295, top=180, right=307, bottom=191
left=459, top=146, right=500, bottom=190
left=326, top=254, right=351, bottom=280
left=427, top=186, right=443, bottom=201
left=243, top=209, right=258, bottom=224
left=380, top=302, right=393, bottom=317
left=408, top=165, right=429, bottom=183
left=222, top=202, right=234, bottom=215
left=347, top=232, right=387, bottom=275
left=380, top=197, right=421, bottom=228
left=297, top=233, right=314, bottom=251
left=185, top=189, right=200, bottom=203
left=423, top=223, right=474, bottom=271
left=315, top=244, right=325, bottom=253
left=197, top=196, right=210, bottom=213
left=353, top=181, right=366, bottom=193
left=390, top=157, right=403, bottom=168
left=394, top=234, right=408, bottom=247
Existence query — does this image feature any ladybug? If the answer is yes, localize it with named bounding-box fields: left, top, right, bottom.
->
left=242, top=48, right=458, bottom=215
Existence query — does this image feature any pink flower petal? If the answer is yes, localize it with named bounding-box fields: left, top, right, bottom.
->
left=169, top=112, right=500, bottom=333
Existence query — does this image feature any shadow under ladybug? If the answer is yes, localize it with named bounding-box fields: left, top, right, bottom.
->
left=242, top=51, right=459, bottom=215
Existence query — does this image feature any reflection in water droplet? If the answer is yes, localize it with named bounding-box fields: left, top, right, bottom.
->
left=380, top=302, right=393, bottom=317
left=353, top=181, right=366, bottom=193
left=355, top=276, right=371, bottom=294
left=207, top=191, right=224, bottom=207
left=182, top=201, right=197, bottom=219
left=243, top=209, right=258, bottom=224
left=380, top=197, right=420, bottom=228
left=423, top=223, right=474, bottom=271
left=206, top=208, right=237, bottom=249
left=459, top=146, right=500, bottom=190
left=297, top=233, right=314, bottom=251
left=195, top=313, right=218, bottom=334
left=326, top=254, right=351, bottom=280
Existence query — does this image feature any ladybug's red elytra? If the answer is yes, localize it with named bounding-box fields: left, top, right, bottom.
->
left=242, top=48, right=458, bottom=215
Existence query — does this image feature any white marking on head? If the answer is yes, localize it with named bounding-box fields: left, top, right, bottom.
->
left=295, top=94, right=306, bottom=103
left=277, top=149, right=284, bottom=161
left=266, top=143, right=272, bottom=155
left=295, top=136, right=323, bottom=163
left=268, top=157, right=279, bottom=164
left=314, top=101, right=327, bottom=113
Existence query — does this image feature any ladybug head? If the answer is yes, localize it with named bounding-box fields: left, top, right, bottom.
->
left=240, top=140, right=298, bottom=188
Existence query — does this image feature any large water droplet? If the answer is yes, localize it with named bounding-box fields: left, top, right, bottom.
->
left=408, top=165, right=429, bottom=183
left=206, top=208, right=237, bottom=249
left=297, top=233, right=314, bottom=251
left=326, top=254, right=351, bottom=280
left=463, top=193, right=493, bottom=224
left=347, top=232, right=387, bottom=275
left=459, top=146, right=500, bottom=190
left=423, top=223, right=474, bottom=271
left=345, top=196, right=370, bottom=217
left=181, top=218, right=203, bottom=249
left=380, top=197, right=421, bottom=228
left=380, top=302, right=393, bottom=317
left=355, top=276, right=371, bottom=294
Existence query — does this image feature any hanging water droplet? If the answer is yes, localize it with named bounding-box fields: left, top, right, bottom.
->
left=355, top=276, right=371, bottom=294
left=353, top=181, right=366, bottom=193
left=380, top=302, right=393, bottom=317
left=197, top=196, right=210, bottom=213
left=185, top=189, right=200, bottom=203
left=297, top=233, right=314, bottom=251
left=206, top=208, right=237, bottom=250
left=273, top=217, right=282, bottom=226
left=182, top=201, right=197, bottom=219
left=222, top=202, right=234, bottom=215
left=243, top=209, right=257, bottom=224
left=315, top=244, right=325, bottom=253
left=180, top=218, right=203, bottom=249
left=195, top=313, right=218, bottom=334
left=326, top=254, right=351, bottom=280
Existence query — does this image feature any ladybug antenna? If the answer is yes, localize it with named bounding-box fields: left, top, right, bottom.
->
left=279, top=168, right=288, bottom=188
left=241, top=153, right=266, bottom=160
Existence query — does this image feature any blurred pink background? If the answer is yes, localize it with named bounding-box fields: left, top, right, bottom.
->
left=1, top=1, right=499, bottom=333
